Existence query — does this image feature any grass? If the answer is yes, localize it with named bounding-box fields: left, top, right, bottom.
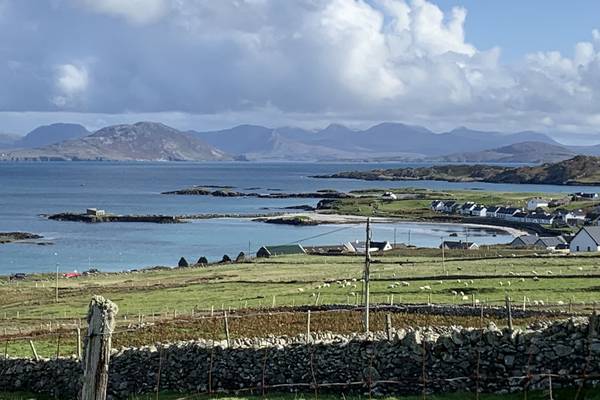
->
left=1, top=248, right=600, bottom=357
left=324, top=188, right=565, bottom=221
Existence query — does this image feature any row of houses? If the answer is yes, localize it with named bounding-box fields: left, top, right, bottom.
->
left=430, top=200, right=588, bottom=227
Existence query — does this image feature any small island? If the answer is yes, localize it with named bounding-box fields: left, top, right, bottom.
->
left=0, top=232, right=43, bottom=244
left=162, top=187, right=353, bottom=199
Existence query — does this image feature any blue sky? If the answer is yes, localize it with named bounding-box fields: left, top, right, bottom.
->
left=2, top=0, right=600, bottom=142
left=434, top=1, right=600, bottom=61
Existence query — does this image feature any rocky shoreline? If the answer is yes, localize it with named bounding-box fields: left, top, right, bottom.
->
left=44, top=212, right=285, bottom=224
left=0, top=232, right=43, bottom=244
left=162, top=186, right=353, bottom=199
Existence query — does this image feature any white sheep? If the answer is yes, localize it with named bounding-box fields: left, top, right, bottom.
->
left=298, top=288, right=305, bottom=293
left=459, top=291, right=465, bottom=297
left=462, top=295, right=469, bottom=301
left=533, top=276, right=540, bottom=281
left=401, top=281, right=410, bottom=287
left=499, top=281, right=504, bottom=287
left=451, top=290, right=458, bottom=296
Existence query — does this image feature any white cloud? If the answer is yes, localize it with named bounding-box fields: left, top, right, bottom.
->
left=52, top=64, right=88, bottom=107
left=5, top=0, right=600, bottom=136
left=76, top=0, right=167, bottom=25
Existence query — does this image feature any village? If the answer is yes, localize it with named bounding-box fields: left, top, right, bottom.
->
left=430, top=192, right=600, bottom=254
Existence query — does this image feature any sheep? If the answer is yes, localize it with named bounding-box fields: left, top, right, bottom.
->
left=462, top=295, right=469, bottom=301
left=451, top=290, right=458, bottom=296
left=464, top=282, right=469, bottom=287
left=352, top=284, right=357, bottom=289
left=423, top=285, right=431, bottom=291
left=297, top=288, right=305, bottom=293
left=459, top=291, right=465, bottom=297
left=469, top=279, right=474, bottom=284
left=506, top=281, right=511, bottom=286
left=456, top=279, right=461, bottom=283
left=546, top=270, right=553, bottom=275
left=578, top=267, right=584, bottom=271
left=349, top=292, right=356, bottom=297
left=499, top=281, right=504, bottom=287
left=519, top=278, right=525, bottom=283
left=388, top=284, right=396, bottom=289
left=558, top=300, right=565, bottom=306
left=401, top=281, right=410, bottom=287
left=437, top=280, right=444, bottom=285
left=533, top=276, right=540, bottom=281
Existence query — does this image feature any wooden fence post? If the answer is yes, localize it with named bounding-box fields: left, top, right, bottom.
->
left=76, top=327, right=82, bottom=361
left=385, top=313, right=393, bottom=340
left=29, top=340, right=39, bottom=361
left=306, top=310, right=311, bottom=343
left=505, top=295, right=513, bottom=332
left=80, top=296, right=118, bottom=400
left=223, top=311, right=230, bottom=347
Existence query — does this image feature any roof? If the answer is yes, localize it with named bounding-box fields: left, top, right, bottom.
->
left=535, top=236, right=566, bottom=247
left=441, top=240, right=477, bottom=249
left=511, top=235, right=538, bottom=246
left=575, top=226, right=600, bottom=246
left=258, top=244, right=306, bottom=256
left=472, top=205, right=486, bottom=211
left=487, top=206, right=501, bottom=213
left=443, top=200, right=456, bottom=206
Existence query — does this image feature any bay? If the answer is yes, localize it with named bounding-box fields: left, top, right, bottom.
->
left=0, top=161, right=593, bottom=274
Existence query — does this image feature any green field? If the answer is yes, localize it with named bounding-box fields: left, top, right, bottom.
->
left=320, top=188, right=572, bottom=221
left=1, top=247, right=600, bottom=358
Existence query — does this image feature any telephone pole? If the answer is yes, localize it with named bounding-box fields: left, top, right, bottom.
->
left=363, top=217, right=371, bottom=333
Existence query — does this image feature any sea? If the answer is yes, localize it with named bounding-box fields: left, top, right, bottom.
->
left=1, top=161, right=597, bottom=275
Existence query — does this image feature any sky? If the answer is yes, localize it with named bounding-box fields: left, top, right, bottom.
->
left=2, top=0, right=600, bottom=143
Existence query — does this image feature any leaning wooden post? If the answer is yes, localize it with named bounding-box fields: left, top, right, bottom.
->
left=80, top=296, right=118, bottom=400
left=29, top=340, right=39, bottom=361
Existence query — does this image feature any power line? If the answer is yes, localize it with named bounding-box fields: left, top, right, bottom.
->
left=287, top=224, right=361, bottom=245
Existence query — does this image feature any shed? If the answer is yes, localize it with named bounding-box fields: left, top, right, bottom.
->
left=440, top=240, right=479, bottom=250
left=256, top=244, right=306, bottom=258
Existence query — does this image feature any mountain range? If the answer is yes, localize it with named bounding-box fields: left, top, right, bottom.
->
left=1, top=121, right=600, bottom=162
left=0, top=122, right=228, bottom=161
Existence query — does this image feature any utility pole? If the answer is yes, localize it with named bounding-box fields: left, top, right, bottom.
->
left=363, top=218, right=371, bottom=333
left=408, top=229, right=411, bottom=246
left=393, top=227, right=397, bottom=248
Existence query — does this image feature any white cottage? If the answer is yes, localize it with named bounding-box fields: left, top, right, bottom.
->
left=569, top=226, right=600, bottom=253
left=527, top=198, right=549, bottom=211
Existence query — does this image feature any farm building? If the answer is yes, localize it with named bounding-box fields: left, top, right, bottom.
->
left=510, top=235, right=539, bottom=248
left=256, top=244, right=306, bottom=258
left=381, top=191, right=397, bottom=200
left=569, top=226, right=600, bottom=253
left=304, top=243, right=355, bottom=255
left=534, top=236, right=567, bottom=251
left=440, top=240, right=479, bottom=250
left=350, top=240, right=393, bottom=254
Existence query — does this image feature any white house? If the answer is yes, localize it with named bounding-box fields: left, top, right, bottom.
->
left=486, top=206, right=502, bottom=218
left=430, top=200, right=445, bottom=212
left=442, top=201, right=457, bottom=213
left=569, top=226, right=600, bottom=253
left=527, top=198, right=549, bottom=211
left=458, top=202, right=476, bottom=215
left=470, top=205, right=487, bottom=217
left=381, top=191, right=397, bottom=200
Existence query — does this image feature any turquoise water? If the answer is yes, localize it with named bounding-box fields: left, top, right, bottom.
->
left=1, top=162, right=594, bottom=274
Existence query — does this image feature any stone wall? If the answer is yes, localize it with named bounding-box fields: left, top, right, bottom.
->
left=1, top=317, right=599, bottom=399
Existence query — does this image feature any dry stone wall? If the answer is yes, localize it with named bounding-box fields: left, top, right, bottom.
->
left=0, top=317, right=599, bottom=399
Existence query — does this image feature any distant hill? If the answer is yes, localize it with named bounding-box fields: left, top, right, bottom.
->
left=194, top=123, right=563, bottom=161
left=437, top=141, right=577, bottom=163
left=0, top=133, right=19, bottom=148
left=1, top=122, right=229, bottom=161
left=316, top=155, right=600, bottom=186
left=15, top=123, right=90, bottom=148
